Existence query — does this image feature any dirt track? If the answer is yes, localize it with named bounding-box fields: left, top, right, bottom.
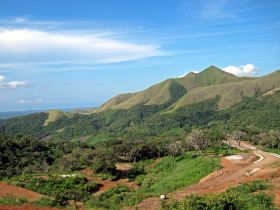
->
left=134, top=142, right=280, bottom=210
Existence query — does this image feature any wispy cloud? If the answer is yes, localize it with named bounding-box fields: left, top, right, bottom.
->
left=18, top=99, right=43, bottom=104
left=0, top=17, right=61, bottom=28
left=0, top=74, right=29, bottom=89
left=200, top=0, right=234, bottom=20
left=222, top=64, right=259, bottom=76
left=0, top=28, right=165, bottom=69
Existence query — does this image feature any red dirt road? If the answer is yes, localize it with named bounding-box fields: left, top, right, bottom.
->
left=134, top=142, right=280, bottom=210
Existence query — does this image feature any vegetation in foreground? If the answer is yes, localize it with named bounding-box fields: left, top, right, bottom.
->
left=85, top=153, right=220, bottom=209
left=0, top=82, right=279, bottom=209
left=0, top=196, right=28, bottom=206
left=164, top=180, right=275, bottom=210
left=8, top=175, right=99, bottom=206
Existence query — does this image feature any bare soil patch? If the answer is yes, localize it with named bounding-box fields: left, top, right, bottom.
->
left=0, top=182, right=42, bottom=201
left=80, top=164, right=139, bottom=196
left=0, top=205, right=58, bottom=210
left=135, top=146, right=280, bottom=210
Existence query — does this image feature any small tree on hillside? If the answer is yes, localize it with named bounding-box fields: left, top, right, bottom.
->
left=231, top=130, right=246, bottom=147
left=185, top=129, right=209, bottom=154
left=206, top=128, right=225, bottom=156
left=166, top=141, right=182, bottom=157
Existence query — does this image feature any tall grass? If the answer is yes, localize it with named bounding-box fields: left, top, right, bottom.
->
left=138, top=153, right=220, bottom=196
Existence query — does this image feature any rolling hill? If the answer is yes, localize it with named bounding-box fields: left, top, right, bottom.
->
left=98, top=66, right=280, bottom=112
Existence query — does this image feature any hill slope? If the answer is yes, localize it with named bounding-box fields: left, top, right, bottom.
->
left=98, top=66, right=253, bottom=111
left=171, top=70, right=280, bottom=111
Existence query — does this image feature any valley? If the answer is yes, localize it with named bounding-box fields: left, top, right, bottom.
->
left=0, top=66, right=280, bottom=210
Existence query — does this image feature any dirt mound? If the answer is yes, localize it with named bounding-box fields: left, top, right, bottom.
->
left=0, top=182, right=42, bottom=201
left=116, top=163, right=133, bottom=171
left=93, top=178, right=139, bottom=196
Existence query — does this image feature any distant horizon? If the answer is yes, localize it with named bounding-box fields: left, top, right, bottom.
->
left=0, top=105, right=98, bottom=113
left=1, top=65, right=280, bottom=112
left=1, top=0, right=280, bottom=111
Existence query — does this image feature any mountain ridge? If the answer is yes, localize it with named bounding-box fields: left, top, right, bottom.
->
left=98, top=66, right=277, bottom=112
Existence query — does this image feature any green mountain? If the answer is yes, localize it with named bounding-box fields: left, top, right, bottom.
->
left=98, top=66, right=269, bottom=112
left=171, top=69, right=280, bottom=111
left=2, top=65, right=280, bottom=142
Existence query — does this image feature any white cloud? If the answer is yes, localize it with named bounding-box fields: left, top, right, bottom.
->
left=18, top=99, right=31, bottom=104
left=18, top=99, right=43, bottom=104
left=13, top=17, right=28, bottom=23
left=200, top=0, right=233, bottom=19
left=178, top=70, right=199, bottom=78
left=0, top=28, right=164, bottom=66
left=0, top=74, right=5, bottom=82
left=222, top=64, right=259, bottom=76
left=0, top=17, right=61, bottom=27
left=0, top=75, right=29, bottom=89
left=6, top=81, right=29, bottom=89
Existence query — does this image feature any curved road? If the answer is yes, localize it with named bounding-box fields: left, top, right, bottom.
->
left=133, top=141, right=280, bottom=210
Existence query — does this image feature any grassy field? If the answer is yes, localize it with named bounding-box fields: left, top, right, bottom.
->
left=265, top=148, right=280, bottom=155
left=137, top=153, right=220, bottom=196
left=44, top=109, right=65, bottom=126
left=84, top=133, right=113, bottom=145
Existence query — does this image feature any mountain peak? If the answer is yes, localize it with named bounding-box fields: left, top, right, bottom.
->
left=199, top=65, right=237, bottom=77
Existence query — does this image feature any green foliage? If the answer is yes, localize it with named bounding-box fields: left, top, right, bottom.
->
left=264, top=148, right=280, bottom=155
left=137, top=153, right=220, bottom=197
left=0, top=134, right=55, bottom=178
left=86, top=153, right=220, bottom=209
left=3, top=112, right=48, bottom=138
left=86, top=186, right=134, bottom=210
left=85, top=133, right=112, bottom=145
left=164, top=181, right=275, bottom=210
left=31, top=197, right=54, bottom=207
left=0, top=195, right=27, bottom=205
left=10, top=175, right=99, bottom=206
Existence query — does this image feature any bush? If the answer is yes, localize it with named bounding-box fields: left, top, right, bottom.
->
left=86, top=186, right=135, bottom=210
left=0, top=195, right=27, bottom=205
left=11, top=175, right=99, bottom=206
left=164, top=181, right=275, bottom=210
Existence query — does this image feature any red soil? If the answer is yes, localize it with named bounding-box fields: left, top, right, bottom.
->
left=0, top=205, right=58, bottom=210
left=0, top=183, right=42, bottom=201
left=135, top=143, right=280, bottom=210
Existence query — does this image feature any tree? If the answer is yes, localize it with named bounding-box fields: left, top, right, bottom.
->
left=166, top=141, right=182, bottom=157
left=185, top=129, right=209, bottom=153
left=231, top=130, right=246, bottom=147
left=92, top=150, right=117, bottom=174
left=206, top=128, right=225, bottom=156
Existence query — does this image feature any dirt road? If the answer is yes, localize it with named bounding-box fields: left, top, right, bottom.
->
left=134, top=142, right=280, bottom=210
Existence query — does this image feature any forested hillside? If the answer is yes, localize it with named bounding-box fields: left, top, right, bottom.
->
left=1, top=67, right=280, bottom=209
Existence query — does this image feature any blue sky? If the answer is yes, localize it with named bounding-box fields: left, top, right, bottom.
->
left=0, top=0, right=280, bottom=111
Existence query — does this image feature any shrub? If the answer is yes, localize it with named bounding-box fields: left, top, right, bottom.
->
left=11, top=175, right=99, bottom=206
left=0, top=195, right=27, bottom=205
left=164, top=181, right=275, bottom=210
